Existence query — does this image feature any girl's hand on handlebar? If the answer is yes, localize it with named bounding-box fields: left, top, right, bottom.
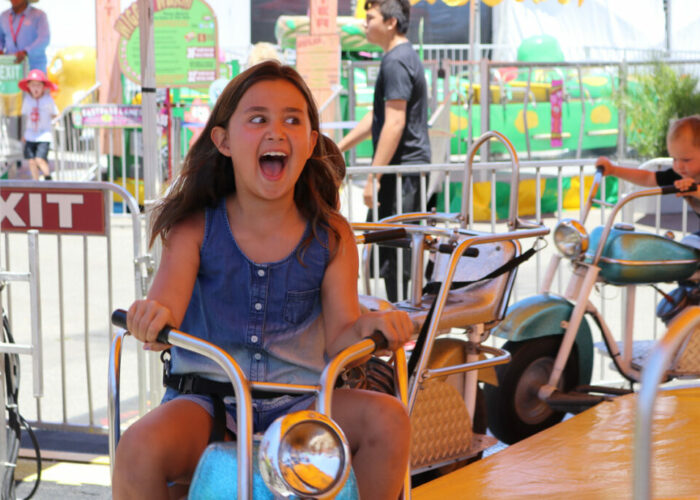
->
left=360, top=310, right=413, bottom=352
left=127, top=299, right=173, bottom=351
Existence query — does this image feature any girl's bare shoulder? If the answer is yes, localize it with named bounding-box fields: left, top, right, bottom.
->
left=164, top=210, right=206, bottom=250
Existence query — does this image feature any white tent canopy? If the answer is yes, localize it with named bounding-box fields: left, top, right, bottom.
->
left=669, top=0, right=700, bottom=57
left=491, top=0, right=669, bottom=62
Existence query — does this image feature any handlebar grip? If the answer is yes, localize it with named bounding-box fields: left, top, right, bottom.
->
left=111, top=309, right=128, bottom=329
left=661, top=183, right=698, bottom=195
left=368, top=330, right=389, bottom=351
left=361, top=228, right=407, bottom=244
left=437, top=243, right=479, bottom=257
left=111, top=308, right=173, bottom=345
left=596, top=164, right=605, bottom=173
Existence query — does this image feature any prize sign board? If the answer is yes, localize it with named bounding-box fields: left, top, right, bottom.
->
left=1, top=186, right=107, bottom=235
left=0, top=56, right=24, bottom=95
left=71, top=104, right=143, bottom=128
left=115, top=0, right=218, bottom=88
left=0, top=56, right=26, bottom=116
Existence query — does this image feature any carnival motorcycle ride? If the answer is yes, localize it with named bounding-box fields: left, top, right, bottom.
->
left=484, top=165, right=700, bottom=444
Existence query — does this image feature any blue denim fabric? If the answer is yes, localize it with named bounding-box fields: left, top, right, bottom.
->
left=161, top=387, right=316, bottom=434
left=170, top=197, right=330, bottom=388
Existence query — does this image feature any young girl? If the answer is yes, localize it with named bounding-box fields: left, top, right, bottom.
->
left=18, top=68, right=57, bottom=180
left=114, top=61, right=413, bottom=500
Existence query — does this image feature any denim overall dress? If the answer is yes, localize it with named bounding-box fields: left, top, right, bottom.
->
left=161, top=197, right=330, bottom=432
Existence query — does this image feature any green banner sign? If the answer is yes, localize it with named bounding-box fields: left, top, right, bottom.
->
left=0, top=56, right=25, bottom=96
left=115, top=0, right=218, bottom=88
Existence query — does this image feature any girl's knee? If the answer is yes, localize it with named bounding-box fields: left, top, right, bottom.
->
left=374, top=394, right=410, bottom=434
left=115, top=421, right=159, bottom=469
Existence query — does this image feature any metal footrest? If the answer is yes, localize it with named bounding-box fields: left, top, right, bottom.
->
left=411, top=433, right=498, bottom=475
left=544, top=389, right=611, bottom=414
left=574, top=384, right=633, bottom=396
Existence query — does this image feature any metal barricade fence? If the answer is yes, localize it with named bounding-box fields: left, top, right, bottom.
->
left=0, top=157, right=692, bottom=442
left=51, top=84, right=101, bottom=181
left=0, top=180, right=159, bottom=436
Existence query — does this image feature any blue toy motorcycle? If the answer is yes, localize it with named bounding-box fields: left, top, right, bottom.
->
left=484, top=166, right=700, bottom=444
left=109, top=309, right=404, bottom=499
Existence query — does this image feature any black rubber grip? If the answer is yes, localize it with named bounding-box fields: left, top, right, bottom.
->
left=111, top=309, right=128, bottom=329
left=661, top=183, right=698, bottom=195
left=111, top=308, right=172, bottom=345
left=368, top=330, right=388, bottom=351
left=362, top=228, right=407, bottom=244
left=437, top=244, right=479, bottom=257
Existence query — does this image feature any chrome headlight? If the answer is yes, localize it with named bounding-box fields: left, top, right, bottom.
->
left=553, top=218, right=588, bottom=258
left=259, top=410, right=351, bottom=499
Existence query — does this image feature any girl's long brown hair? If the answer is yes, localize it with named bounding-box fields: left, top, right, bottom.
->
left=149, top=61, right=345, bottom=256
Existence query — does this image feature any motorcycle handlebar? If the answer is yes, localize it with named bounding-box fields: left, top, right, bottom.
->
left=660, top=183, right=699, bottom=195
left=111, top=308, right=173, bottom=345
left=367, top=330, right=388, bottom=351
left=360, top=228, right=407, bottom=244
left=112, top=308, right=391, bottom=353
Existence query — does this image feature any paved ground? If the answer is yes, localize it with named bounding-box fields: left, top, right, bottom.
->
left=13, top=429, right=110, bottom=498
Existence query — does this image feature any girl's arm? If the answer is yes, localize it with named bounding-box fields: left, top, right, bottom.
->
left=127, top=212, right=204, bottom=350
left=321, top=217, right=412, bottom=358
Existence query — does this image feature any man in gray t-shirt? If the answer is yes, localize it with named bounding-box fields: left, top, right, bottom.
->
left=339, top=0, right=431, bottom=301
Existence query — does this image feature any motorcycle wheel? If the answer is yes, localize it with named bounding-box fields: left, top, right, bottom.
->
left=484, top=336, right=580, bottom=445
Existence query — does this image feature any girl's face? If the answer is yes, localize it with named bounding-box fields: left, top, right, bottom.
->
left=669, top=129, right=700, bottom=181
left=27, top=80, right=45, bottom=99
left=212, top=79, right=318, bottom=203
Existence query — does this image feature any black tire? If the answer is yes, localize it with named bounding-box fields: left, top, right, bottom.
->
left=484, top=336, right=580, bottom=445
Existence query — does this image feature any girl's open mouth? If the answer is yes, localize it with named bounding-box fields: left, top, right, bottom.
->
left=259, top=152, right=288, bottom=180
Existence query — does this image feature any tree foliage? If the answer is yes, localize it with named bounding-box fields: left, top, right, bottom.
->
left=620, top=62, right=700, bottom=159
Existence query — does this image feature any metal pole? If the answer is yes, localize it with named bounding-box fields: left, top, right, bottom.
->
left=138, top=0, right=162, bottom=209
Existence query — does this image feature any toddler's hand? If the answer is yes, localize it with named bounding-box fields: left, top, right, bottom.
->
left=362, top=310, right=413, bottom=352
left=674, top=178, right=699, bottom=198
left=596, top=156, right=614, bottom=176
left=127, top=299, right=173, bottom=351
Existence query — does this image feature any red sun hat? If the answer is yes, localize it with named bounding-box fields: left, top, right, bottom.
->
left=18, top=69, right=58, bottom=93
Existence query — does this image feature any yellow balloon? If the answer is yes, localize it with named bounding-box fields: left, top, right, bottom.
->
left=441, top=0, right=469, bottom=6
left=482, top=0, right=504, bottom=5
left=47, top=46, right=96, bottom=112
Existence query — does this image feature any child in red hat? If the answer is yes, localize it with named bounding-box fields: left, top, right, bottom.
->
left=19, top=68, right=57, bottom=180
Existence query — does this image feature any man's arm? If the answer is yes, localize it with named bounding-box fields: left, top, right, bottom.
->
left=337, top=111, right=373, bottom=153
left=371, top=99, right=406, bottom=169
left=0, top=13, right=6, bottom=52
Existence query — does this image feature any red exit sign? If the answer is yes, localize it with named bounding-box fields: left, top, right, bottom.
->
left=1, top=187, right=106, bottom=235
